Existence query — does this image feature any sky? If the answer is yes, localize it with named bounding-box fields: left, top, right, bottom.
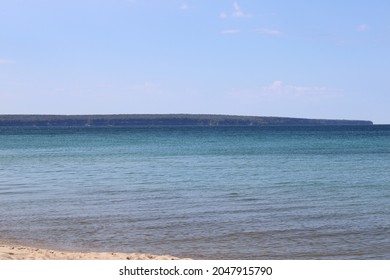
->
left=1, top=0, right=390, bottom=123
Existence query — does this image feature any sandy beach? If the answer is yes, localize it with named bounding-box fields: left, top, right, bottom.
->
left=0, top=243, right=182, bottom=260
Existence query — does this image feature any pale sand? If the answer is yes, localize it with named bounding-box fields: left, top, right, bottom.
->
left=0, top=244, right=183, bottom=260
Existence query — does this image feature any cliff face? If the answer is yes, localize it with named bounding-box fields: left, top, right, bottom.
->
left=0, top=114, right=374, bottom=127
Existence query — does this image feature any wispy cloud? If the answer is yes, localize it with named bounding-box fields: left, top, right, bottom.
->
left=180, top=3, right=189, bottom=11
left=256, top=28, right=282, bottom=36
left=263, top=80, right=331, bottom=97
left=131, top=81, right=164, bottom=95
left=0, top=59, right=15, bottom=64
left=219, top=12, right=228, bottom=19
left=232, top=2, right=245, bottom=18
left=221, top=29, right=241, bottom=35
left=269, top=80, right=283, bottom=95
left=336, top=39, right=352, bottom=46
left=357, top=24, right=369, bottom=32
left=220, top=2, right=251, bottom=19
left=228, top=81, right=337, bottom=103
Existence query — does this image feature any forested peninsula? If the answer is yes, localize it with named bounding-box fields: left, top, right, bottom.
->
left=0, top=114, right=373, bottom=127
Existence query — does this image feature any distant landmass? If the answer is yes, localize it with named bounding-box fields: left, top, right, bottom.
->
left=0, top=114, right=373, bottom=127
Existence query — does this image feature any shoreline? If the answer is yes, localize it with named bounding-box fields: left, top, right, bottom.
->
left=0, top=243, right=184, bottom=260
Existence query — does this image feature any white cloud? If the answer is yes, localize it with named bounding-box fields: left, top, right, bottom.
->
left=357, top=24, right=369, bottom=32
left=256, top=28, right=282, bottom=36
left=221, top=29, right=241, bottom=35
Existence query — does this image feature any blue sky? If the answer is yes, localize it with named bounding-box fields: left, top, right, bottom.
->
left=1, top=0, right=389, bottom=123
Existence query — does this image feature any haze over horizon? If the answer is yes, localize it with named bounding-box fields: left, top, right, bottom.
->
left=1, top=1, right=390, bottom=124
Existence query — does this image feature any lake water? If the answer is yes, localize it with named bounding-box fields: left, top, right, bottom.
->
left=0, top=125, right=389, bottom=259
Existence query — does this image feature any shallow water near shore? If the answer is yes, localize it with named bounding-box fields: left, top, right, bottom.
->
left=1, top=125, right=390, bottom=259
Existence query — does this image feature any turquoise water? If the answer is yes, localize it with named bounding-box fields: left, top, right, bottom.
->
left=0, top=126, right=389, bottom=259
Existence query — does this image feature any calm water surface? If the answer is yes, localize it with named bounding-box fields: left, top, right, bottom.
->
left=0, top=126, right=389, bottom=259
